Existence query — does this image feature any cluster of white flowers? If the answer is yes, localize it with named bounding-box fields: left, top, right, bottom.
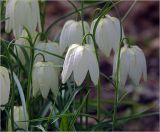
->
left=0, top=0, right=147, bottom=113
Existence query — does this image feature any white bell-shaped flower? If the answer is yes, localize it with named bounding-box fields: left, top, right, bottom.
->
left=32, top=61, right=59, bottom=98
left=61, top=44, right=99, bottom=86
left=5, top=0, right=41, bottom=38
left=8, top=106, right=28, bottom=130
left=90, top=15, right=121, bottom=57
left=113, top=44, right=147, bottom=85
left=59, top=20, right=90, bottom=54
left=0, top=66, right=10, bottom=110
left=35, top=41, right=62, bottom=66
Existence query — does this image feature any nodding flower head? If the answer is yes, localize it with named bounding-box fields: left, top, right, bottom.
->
left=113, top=44, right=147, bottom=86
left=5, top=0, right=41, bottom=38
left=61, top=44, right=99, bottom=86
left=32, top=61, right=59, bottom=99
left=59, top=20, right=90, bottom=54
left=90, top=15, right=123, bottom=57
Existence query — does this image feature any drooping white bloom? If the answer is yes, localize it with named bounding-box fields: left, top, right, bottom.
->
left=32, top=62, right=59, bottom=98
left=35, top=41, right=62, bottom=66
left=0, top=66, right=10, bottom=110
left=61, top=44, right=99, bottom=86
left=5, top=0, right=41, bottom=38
left=8, top=106, right=28, bottom=130
left=113, top=44, right=147, bottom=85
left=59, top=20, right=90, bottom=54
left=90, top=15, right=122, bottom=57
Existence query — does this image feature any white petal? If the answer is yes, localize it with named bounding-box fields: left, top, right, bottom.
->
left=61, top=44, right=78, bottom=83
left=119, top=46, right=130, bottom=85
left=112, top=54, right=118, bottom=78
left=5, top=0, right=14, bottom=33
left=109, top=17, right=121, bottom=53
left=128, top=48, right=140, bottom=85
left=103, top=18, right=115, bottom=55
left=32, top=67, right=39, bottom=97
left=73, top=46, right=88, bottom=86
left=59, top=20, right=75, bottom=54
left=0, top=75, right=5, bottom=110
left=38, top=66, right=50, bottom=98
left=87, top=46, right=99, bottom=85
left=50, top=67, right=59, bottom=97
left=134, top=46, right=147, bottom=82
left=30, top=1, right=38, bottom=32
left=13, top=0, right=24, bottom=38
left=0, top=67, right=10, bottom=110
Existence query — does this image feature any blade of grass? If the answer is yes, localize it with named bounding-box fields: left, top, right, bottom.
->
left=13, top=73, right=28, bottom=131
left=92, top=112, right=159, bottom=130
left=69, top=90, right=90, bottom=131
left=51, top=87, right=83, bottom=123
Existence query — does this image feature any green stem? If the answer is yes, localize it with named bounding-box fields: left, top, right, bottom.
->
left=26, top=46, right=34, bottom=119
left=39, top=0, right=47, bottom=41
left=81, top=0, right=85, bottom=36
left=68, top=0, right=81, bottom=20
left=91, top=8, right=102, bottom=22
left=40, top=1, right=46, bottom=33
left=102, top=1, right=124, bottom=131
left=80, top=90, right=83, bottom=128
left=80, top=1, right=86, bottom=129
left=121, top=0, right=137, bottom=22
left=85, top=76, right=90, bottom=129
left=91, top=1, right=120, bottom=124
left=25, top=32, right=34, bottom=122
left=34, top=53, right=46, bottom=62
left=97, top=79, right=101, bottom=121
left=46, top=102, right=56, bottom=130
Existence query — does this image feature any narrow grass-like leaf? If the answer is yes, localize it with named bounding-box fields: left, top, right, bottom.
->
left=13, top=73, right=28, bottom=131
left=69, top=90, right=90, bottom=130
left=92, top=112, right=159, bottom=130
left=51, top=87, right=83, bottom=123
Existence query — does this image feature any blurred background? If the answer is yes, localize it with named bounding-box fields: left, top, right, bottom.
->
left=1, top=0, right=159, bottom=131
